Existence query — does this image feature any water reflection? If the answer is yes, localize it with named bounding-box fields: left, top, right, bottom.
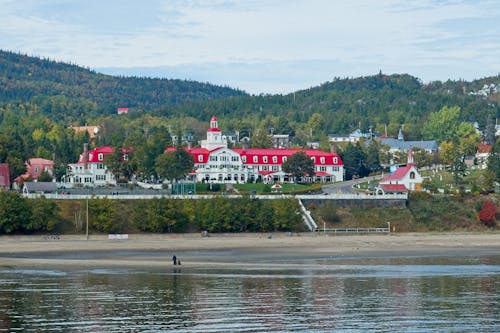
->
left=1, top=259, right=500, bottom=332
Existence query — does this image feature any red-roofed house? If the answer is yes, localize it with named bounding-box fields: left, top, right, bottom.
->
left=0, top=163, right=10, bottom=189
left=14, top=158, right=54, bottom=184
left=169, top=116, right=344, bottom=184
left=378, top=151, right=422, bottom=193
left=63, top=144, right=130, bottom=187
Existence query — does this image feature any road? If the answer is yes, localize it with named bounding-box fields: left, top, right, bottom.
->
left=321, top=174, right=384, bottom=194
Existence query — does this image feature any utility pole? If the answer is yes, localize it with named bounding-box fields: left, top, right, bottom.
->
left=86, top=198, right=89, bottom=240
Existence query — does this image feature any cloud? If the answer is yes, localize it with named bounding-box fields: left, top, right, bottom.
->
left=0, top=0, right=499, bottom=93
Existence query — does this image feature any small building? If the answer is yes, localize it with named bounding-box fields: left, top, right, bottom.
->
left=22, top=182, right=57, bottom=195
left=329, top=129, right=371, bottom=144
left=0, top=163, right=10, bottom=189
left=117, top=108, right=129, bottom=115
left=379, top=150, right=423, bottom=193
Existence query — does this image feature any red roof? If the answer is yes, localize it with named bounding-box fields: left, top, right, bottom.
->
left=76, top=146, right=130, bottom=164
left=477, top=143, right=492, bottom=153
left=232, top=148, right=343, bottom=166
left=0, top=163, right=10, bottom=188
left=381, top=164, right=413, bottom=181
left=207, top=128, right=221, bottom=132
left=381, top=184, right=407, bottom=192
left=315, top=171, right=333, bottom=176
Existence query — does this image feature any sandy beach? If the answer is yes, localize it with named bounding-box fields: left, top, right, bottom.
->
left=1, top=232, right=499, bottom=269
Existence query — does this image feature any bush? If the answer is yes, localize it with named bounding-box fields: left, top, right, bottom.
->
left=478, top=201, right=497, bottom=227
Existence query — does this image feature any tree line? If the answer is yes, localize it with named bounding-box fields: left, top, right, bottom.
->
left=0, top=193, right=304, bottom=235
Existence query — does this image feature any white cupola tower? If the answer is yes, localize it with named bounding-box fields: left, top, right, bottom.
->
left=200, top=115, right=227, bottom=150
left=407, top=149, right=414, bottom=165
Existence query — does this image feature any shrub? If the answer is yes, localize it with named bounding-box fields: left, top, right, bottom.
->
left=478, top=201, right=497, bottom=227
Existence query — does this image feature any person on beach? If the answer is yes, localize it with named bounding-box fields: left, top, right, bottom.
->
left=172, top=255, right=177, bottom=265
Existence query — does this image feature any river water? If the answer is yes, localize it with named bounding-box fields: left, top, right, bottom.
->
left=1, top=255, right=500, bottom=332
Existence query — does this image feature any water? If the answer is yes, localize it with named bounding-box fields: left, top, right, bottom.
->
left=1, top=256, right=500, bottom=332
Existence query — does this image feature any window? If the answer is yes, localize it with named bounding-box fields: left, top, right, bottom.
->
left=98, top=153, right=104, bottom=161
left=333, top=157, right=338, bottom=164
left=282, top=156, right=287, bottom=163
left=320, top=166, right=327, bottom=172
left=410, top=171, right=415, bottom=179
left=242, top=156, right=247, bottom=163
left=34, top=167, right=39, bottom=174
left=263, top=156, right=268, bottom=163
left=198, top=155, right=203, bottom=162
left=232, top=156, right=239, bottom=162
left=253, top=156, right=258, bottom=163
left=311, top=157, right=315, bottom=163
left=320, top=157, right=325, bottom=164
left=272, top=156, right=278, bottom=163
left=210, top=156, right=217, bottom=161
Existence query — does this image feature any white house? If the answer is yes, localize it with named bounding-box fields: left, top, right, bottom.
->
left=63, top=144, right=127, bottom=187
left=378, top=150, right=423, bottom=193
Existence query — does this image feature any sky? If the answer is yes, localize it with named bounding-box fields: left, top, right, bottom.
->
left=1, top=0, right=499, bottom=95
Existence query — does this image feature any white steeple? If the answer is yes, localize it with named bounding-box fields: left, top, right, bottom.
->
left=407, top=149, right=414, bottom=165
left=200, top=115, right=227, bottom=150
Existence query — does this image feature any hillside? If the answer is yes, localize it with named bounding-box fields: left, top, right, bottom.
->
left=163, top=73, right=500, bottom=139
left=0, top=50, right=247, bottom=119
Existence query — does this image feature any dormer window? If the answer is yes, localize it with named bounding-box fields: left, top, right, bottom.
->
left=333, top=157, right=338, bottom=164
left=272, top=156, right=278, bottom=163
left=98, top=153, right=104, bottom=161
left=311, top=157, right=316, bottom=163
left=253, top=156, right=258, bottom=163
left=282, top=156, right=287, bottom=163
left=198, top=155, right=203, bottom=162
left=242, top=156, right=247, bottom=163
left=263, top=156, right=268, bottom=163
left=320, top=157, right=325, bottom=164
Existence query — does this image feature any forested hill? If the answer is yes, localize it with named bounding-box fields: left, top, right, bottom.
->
left=164, top=73, right=500, bottom=139
left=0, top=50, right=247, bottom=118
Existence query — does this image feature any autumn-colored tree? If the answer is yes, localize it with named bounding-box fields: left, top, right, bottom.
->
left=478, top=201, right=497, bottom=227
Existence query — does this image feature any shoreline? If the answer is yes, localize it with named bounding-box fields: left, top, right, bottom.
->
left=1, top=232, right=499, bottom=269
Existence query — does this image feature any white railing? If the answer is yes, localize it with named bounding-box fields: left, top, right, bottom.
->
left=25, top=192, right=407, bottom=200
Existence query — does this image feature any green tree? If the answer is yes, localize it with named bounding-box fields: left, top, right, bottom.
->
left=439, top=141, right=455, bottom=165
left=155, top=147, right=194, bottom=183
left=421, top=106, right=460, bottom=143
left=487, top=138, right=500, bottom=182
left=340, top=143, right=368, bottom=180
left=252, top=128, right=273, bottom=148
left=364, top=141, right=381, bottom=172
left=89, top=198, right=117, bottom=233
left=37, top=169, right=53, bottom=182
left=103, top=147, right=125, bottom=182
left=0, top=192, right=32, bottom=234
left=282, top=151, right=315, bottom=183
left=29, top=197, right=59, bottom=232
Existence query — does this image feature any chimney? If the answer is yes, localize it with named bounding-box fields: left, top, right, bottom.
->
left=83, top=143, right=88, bottom=170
